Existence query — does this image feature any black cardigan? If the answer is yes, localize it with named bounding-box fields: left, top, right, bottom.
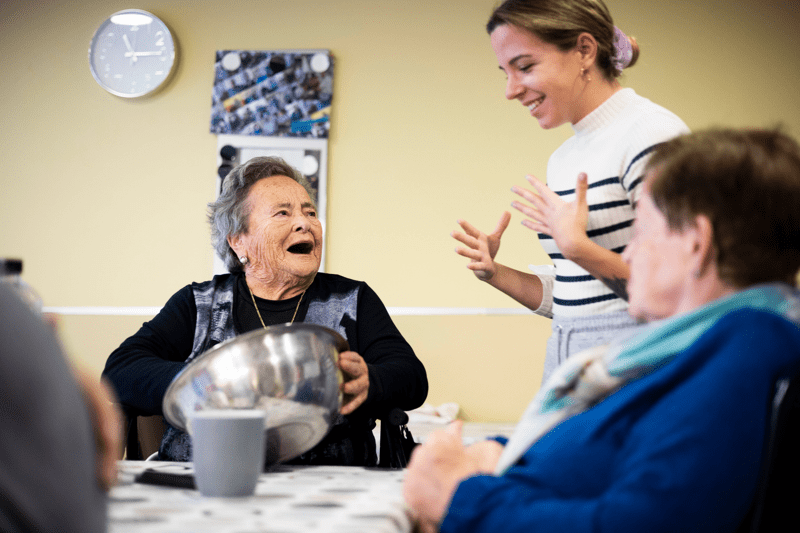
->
left=103, top=272, right=428, bottom=465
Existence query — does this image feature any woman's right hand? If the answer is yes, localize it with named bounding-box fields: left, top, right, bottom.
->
left=451, top=212, right=511, bottom=281
left=404, top=421, right=482, bottom=532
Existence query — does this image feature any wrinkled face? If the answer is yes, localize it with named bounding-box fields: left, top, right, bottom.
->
left=490, top=23, right=588, bottom=129
left=623, top=184, right=696, bottom=322
left=234, top=176, right=322, bottom=283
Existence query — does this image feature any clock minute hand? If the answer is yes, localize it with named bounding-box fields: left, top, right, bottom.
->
left=122, top=34, right=137, bottom=64
left=122, top=33, right=134, bottom=52
left=130, top=50, right=164, bottom=57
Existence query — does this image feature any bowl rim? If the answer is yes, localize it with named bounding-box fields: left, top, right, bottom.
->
left=198, top=322, right=349, bottom=359
left=161, top=322, right=349, bottom=430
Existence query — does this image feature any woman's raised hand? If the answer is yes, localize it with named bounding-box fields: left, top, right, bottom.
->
left=451, top=212, right=511, bottom=281
left=511, top=173, right=590, bottom=260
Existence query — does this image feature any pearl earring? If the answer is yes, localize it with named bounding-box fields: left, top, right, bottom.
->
left=239, top=256, right=248, bottom=266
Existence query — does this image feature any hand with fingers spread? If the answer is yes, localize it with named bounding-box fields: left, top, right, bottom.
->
left=451, top=212, right=511, bottom=281
left=511, top=172, right=591, bottom=260
left=338, top=350, right=370, bottom=415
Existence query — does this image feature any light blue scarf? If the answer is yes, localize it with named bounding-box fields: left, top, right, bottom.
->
left=495, top=284, right=800, bottom=474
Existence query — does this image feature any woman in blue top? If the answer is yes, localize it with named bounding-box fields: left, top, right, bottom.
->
left=409, top=127, right=800, bottom=532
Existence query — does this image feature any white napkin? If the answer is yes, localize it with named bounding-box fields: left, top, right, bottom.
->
left=406, top=402, right=460, bottom=424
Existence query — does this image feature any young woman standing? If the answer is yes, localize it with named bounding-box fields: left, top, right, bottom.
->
left=452, top=0, right=689, bottom=383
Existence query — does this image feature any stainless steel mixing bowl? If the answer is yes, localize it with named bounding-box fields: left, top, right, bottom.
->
left=162, top=323, right=347, bottom=464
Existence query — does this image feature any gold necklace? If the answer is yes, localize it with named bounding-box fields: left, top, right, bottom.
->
left=247, top=283, right=305, bottom=329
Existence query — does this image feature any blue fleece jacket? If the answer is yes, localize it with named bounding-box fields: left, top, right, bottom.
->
left=442, top=309, right=800, bottom=533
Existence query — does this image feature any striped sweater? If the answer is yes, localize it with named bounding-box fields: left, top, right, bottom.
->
left=535, top=88, right=689, bottom=318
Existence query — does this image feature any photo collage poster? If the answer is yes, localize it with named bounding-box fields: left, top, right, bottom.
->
left=209, top=50, right=333, bottom=138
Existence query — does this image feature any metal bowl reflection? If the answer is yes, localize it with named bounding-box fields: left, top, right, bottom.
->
left=162, top=323, right=347, bottom=464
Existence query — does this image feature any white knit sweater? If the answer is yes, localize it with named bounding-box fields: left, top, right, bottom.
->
left=534, top=88, right=689, bottom=318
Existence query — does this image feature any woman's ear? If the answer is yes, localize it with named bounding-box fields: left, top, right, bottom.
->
left=575, top=32, right=598, bottom=67
left=689, top=214, right=716, bottom=278
left=227, top=234, right=243, bottom=259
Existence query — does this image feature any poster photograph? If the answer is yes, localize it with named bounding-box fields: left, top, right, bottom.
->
left=209, top=50, right=333, bottom=138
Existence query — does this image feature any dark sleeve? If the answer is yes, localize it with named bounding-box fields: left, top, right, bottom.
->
left=102, top=284, right=197, bottom=416
left=349, top=283, right=428, bottom=418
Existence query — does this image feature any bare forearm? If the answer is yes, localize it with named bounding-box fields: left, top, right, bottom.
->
left=486, top=263, right=545, bottom=311
left=563, top=238, right=630, bottom=301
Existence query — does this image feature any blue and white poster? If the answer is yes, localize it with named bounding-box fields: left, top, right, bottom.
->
left=209, top=50, right=333, bottom=138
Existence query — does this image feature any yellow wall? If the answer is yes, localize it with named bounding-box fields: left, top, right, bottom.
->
left=2, top=0, right=799, bottom=422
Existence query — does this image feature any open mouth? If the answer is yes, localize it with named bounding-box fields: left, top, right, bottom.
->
left=287, top=242, right=314, bottom=255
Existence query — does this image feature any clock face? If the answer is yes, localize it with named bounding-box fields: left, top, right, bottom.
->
left=88, top=9, right=177, bottom=98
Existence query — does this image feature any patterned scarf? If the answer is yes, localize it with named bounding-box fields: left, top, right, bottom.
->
left=495, top=284, right=800, bottom=474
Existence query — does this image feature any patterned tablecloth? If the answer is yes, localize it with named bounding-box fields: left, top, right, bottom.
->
left=109, top=423, right=515, bottom=532
left=109, top=461, right=411, bottom=533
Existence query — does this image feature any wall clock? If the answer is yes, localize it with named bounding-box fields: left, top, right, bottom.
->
left=88, top=9, right=177, bottom=98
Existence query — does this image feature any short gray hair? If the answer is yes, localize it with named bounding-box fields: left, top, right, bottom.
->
left=208, top=156, right=316, bottom=272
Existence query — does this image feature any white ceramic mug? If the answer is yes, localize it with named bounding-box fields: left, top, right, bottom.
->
left=189, top=409, right=266, bottom=497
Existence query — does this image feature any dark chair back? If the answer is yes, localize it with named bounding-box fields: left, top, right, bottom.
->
left=737, top=373, right=800, bottom=532
left=121, top=412, right=165, bottom=460
left=378, top=408, right=418, bottom=469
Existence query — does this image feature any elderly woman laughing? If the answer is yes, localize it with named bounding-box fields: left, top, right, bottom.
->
left=104, top=156, right=427, bottom=466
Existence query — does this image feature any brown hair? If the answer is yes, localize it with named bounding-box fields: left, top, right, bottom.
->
left=486, top=0, right=639, bottom=80
left=646, top=128, right=800, bottom=287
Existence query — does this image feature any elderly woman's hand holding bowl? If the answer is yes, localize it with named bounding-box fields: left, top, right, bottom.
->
left=103, top=156, right=428, bottom=466
left=405, top=127, right=800, bottom=533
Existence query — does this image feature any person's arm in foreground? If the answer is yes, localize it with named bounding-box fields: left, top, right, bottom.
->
left=0, top=286, right=108, bottom=532
left=404, top=421, right=504, bottom=532
left=74, top=366, right=123, bottom=490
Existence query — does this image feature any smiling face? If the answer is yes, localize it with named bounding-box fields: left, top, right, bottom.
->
left=229, top=175, right=322, bottom=292
left=622, top=184, right=697, bottom=322
left=490, top=23, right=590, bottom=129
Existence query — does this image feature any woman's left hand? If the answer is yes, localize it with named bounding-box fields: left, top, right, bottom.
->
left=511, top=172, right=591, bottom=260
left=338, top=351, right=369, bottom=415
